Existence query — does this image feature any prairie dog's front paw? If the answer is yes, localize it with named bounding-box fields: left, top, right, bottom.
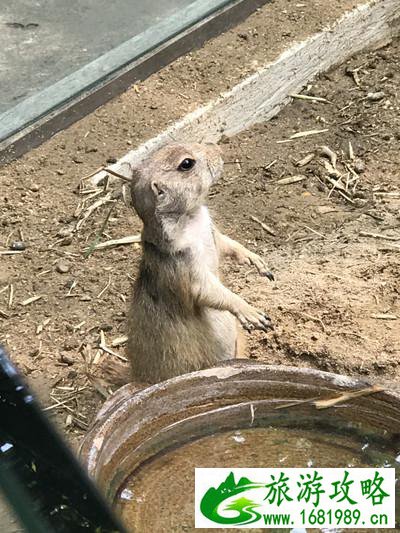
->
left=235, top=304, right=273, bottom=333
left=247, top=252, right=274, bottom=281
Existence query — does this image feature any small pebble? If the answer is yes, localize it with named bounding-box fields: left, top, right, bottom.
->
left=57, top=227, right=73, bottom=238
left=120, top=489, right=134, bottom=501
left=63, top=339, right=79, bottom=351
left=232, top=432, right=245, bottom=443
left=58, top=215, right=73, bottom=224
left=29, top=183, right=40, bottom=192
left=96, top=176, right=107, bottom=187
left=353, top=191, right=367, bottom=200
left=56, top=260, right=70, bottom=274
left=60, top=352, right=74, bottom=366
left=366, top=91, right=385, bottom=101
left=60, top=236, right=73, bottom=246
left=106, top=156, right=117, bottom=164
left=353, top=158, right=365, bottom=173
left=10, top=241, right=26, bottom=251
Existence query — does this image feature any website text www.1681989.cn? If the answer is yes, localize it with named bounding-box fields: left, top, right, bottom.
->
left=262, top=508, right=389, bottom=527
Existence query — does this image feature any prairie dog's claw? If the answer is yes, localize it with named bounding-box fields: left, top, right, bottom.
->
left=237, top=307, right=273, bottom=333
left=259, top=314, right=273, bottom=332
left=263, top=271, right=275, bottom=282
left=247, top=253, right=274, bottom=281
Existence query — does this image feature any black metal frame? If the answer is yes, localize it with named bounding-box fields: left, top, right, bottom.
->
left=0, top=0, right=270, bottom=166
left=0, top=345, right=126, bottom=532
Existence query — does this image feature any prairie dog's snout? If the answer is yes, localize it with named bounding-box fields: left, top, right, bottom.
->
left=130, top=143, right=223, bottom=221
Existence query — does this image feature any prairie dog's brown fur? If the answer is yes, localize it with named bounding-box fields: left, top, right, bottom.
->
left=127, top=143, right=273, bottom=384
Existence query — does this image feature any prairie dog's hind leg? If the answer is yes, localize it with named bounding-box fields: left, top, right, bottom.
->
left=214, top=229, right=274, bottom=281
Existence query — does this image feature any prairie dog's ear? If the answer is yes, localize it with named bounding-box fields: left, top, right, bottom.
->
left=129, top=162, right=143, bottom=193
left=122, top=183, right=132, bottom=207
left=111, top=163, right=132, bottom=207
left=129, top=166, right=144, bottom=208
left=117, top=161, right=138, bottom=184
left=130, top=167, right=142, bottom=186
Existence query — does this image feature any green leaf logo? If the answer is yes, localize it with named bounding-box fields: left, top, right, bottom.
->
left=200, top=472, right=266, bottom=525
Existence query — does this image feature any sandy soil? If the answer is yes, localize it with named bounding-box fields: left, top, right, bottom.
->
left=216, top=41, right=400, bottom=377
left=0, top=16, right=399, bottom=448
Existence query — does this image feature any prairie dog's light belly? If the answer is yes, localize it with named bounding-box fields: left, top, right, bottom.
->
left=175, top=206, right=219, bottom=272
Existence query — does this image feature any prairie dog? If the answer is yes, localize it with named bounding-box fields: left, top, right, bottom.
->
left=127, top=143, right=273, bottom=383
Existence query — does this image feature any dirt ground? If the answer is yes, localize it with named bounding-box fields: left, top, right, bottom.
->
left=217, top=39, right=400, bottom=377
left=0, top=24, right=399, bottom=452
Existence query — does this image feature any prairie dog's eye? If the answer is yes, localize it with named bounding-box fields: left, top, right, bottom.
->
left=178, top=158, right=196, bottom=171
